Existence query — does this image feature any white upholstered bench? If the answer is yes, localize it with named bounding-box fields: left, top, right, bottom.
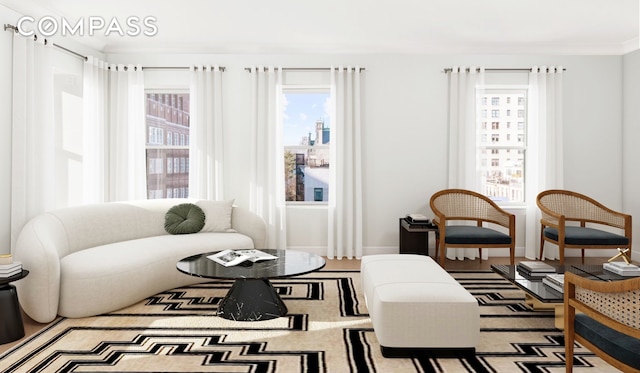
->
left=361, top=254, right=479, bottom=357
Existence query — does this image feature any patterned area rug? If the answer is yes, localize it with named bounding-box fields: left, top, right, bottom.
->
left=0, top=270, right=618, bottom=372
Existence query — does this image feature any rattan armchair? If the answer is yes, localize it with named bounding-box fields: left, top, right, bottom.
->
left=537, top=190, right=631, bottom=265
left=564, top=271, right=640, bottom=372
left=429, top=189, right=515, bottom=267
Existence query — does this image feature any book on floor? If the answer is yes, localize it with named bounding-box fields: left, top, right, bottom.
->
left=208, top=249, right=278, bottom=267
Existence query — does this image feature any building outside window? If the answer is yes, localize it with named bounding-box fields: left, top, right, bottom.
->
left=145, top=92, right=190, bottom=199
left=477, top=89, right=527, bottom=203
left=282, top=89, right=331, bottom=203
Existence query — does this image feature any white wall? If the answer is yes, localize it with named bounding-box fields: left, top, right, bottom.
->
left=107, top=52, right=625, bottom=258
left=623, top=49, right=640, bottom=262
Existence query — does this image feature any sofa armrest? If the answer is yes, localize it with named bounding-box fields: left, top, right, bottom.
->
left=12, top=213, right=68, bottom=323
left=231, top=206, right=267, bottom=249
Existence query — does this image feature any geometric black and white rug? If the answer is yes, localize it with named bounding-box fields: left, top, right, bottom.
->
left=0, top=271, right=619, bottom=372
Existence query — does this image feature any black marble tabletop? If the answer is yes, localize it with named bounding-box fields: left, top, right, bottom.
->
left=177, top=249, right=326, bottom=280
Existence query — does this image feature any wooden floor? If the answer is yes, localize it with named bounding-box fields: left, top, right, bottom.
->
left=0, top=255, right=626, bottom=354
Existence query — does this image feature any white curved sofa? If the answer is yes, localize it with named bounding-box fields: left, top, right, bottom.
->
left=13, top=199, right=266, bottom=323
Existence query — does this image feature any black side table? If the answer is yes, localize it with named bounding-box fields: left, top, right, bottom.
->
left=399, top=218, right=438, bottom=256
left=0, top=270, right=29, bottom=344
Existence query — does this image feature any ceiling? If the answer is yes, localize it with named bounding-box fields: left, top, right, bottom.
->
left=2, top=0, right=639, bottom=55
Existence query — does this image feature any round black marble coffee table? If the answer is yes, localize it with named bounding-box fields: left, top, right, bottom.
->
left=176, top=249, right=325, bottom=321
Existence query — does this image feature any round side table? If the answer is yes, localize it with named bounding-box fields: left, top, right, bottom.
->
left=0, top=270, right=29, bottom=344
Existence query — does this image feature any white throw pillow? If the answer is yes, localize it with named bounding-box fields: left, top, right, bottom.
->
left=196, top=199, right=236, bottom=232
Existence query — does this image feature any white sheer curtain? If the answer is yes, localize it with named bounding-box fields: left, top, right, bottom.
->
left=327, top=66, right=363, bottom=259
left=446, top=66, right=486, bottom=261
left=525, top=66, right=564, bottom=259
left=248, top=66, right=287, bottom=249
left=10, top=35, right=55, bottom=249
left=107, top=64, right=147, bottom=201
left=82, top=56, right=108, bottom=203
left=83, top=60, right=146, bottom=202
left=189, top=65, right=224, bottom=199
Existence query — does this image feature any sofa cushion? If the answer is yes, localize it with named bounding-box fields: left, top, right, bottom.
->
left=164, top=203, right=206, bottom=234
left=543, top=226, right=629, bottom=246
left=444, top=225, right=512, bottom=245
left=196, top=199, right=236, bottom=232
left=574, top=313, right=640, bottom=369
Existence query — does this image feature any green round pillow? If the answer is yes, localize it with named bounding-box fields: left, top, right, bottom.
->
left=165, top=203, right=206, bottom=235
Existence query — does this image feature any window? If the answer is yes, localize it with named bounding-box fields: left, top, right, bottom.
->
left=477, top=89, right=527, bottom=203
left=145, top=92, right=190, bottom=199
left=282, top=89, right=331, bottom=203
left=314, top=188, right=324, bottom=201
left=148, top=127, right=164, bottom=145
left=148, top=158, right=163, bottom=174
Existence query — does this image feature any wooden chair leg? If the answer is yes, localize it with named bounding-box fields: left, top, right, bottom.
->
left=510, top=246, right=515, bottom=265
left=478, top=248, right=482, bottom=262
left=581, top=249, right=585, bottom=264
left=539, top=228, right=545, bottom=260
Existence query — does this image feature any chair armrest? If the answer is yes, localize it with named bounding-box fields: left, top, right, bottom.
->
left=565, top=271, right=640, bottom=337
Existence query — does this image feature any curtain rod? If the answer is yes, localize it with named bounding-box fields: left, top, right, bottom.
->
left=5, top=23, right=88, bottom=61
left=4, top=24, right=225, bottom=71
left=443, top=67, right=567, bottom=73
left=244, top=67, right=365, bottom=72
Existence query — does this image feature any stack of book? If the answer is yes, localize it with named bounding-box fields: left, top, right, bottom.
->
left=405, top=214, right=431, bottom=225
left=0, top=261, right=22, bottom=278
left=516, top=261, right=556, bottom=278
left=542, top=273, right=565, bottom=293
left=603, top=261, right=640, bottom=276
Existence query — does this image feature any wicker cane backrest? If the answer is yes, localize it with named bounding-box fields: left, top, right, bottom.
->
left=537, top=189, right=627, bottom=229
left=430, top=189, right=511, bottom=228
left=575, top=286, right=640, bottom=330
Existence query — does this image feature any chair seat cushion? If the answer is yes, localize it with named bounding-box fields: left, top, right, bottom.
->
left=575, top=314, right=640, bottom=369
left=444, top=226, right=512, bottom=245
left=543, top=226, right=629, bottom=246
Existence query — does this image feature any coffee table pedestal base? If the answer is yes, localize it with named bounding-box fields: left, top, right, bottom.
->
left=524, top=293, right=564, bottom=330
left=217, top=279, right=287, bottom=321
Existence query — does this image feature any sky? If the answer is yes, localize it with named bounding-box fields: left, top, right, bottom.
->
left=282, top=92, right=331, bottom=146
